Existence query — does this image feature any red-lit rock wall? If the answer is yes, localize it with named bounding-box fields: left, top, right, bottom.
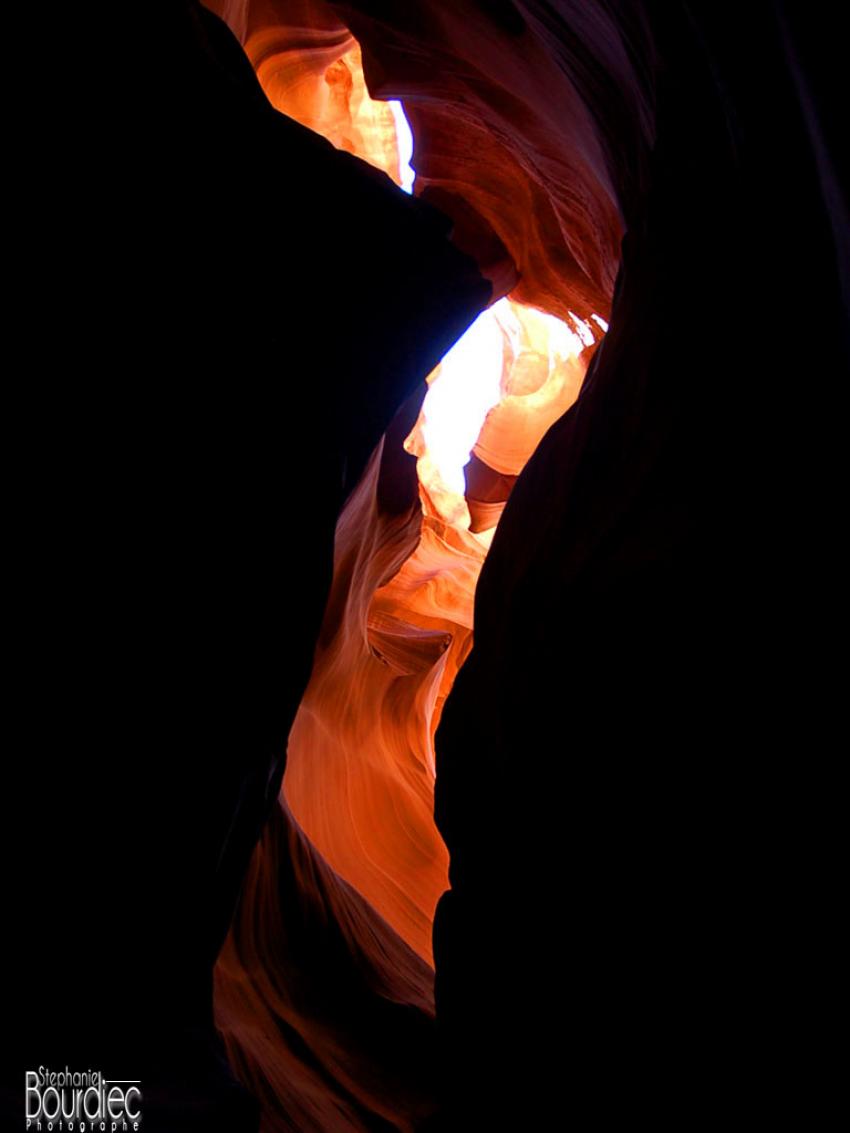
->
left=14, top=4, right=844, bottom=1131
left=197, top=4, right=627, bottom=1124
left=204, top=0, right=654, bottom=321
left=203, top=0, right=610, bottom=980
left=198, top=3, right=846, bottom=1130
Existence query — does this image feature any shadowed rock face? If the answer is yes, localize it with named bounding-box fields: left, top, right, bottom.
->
left=207, top=0, right=649, bottom=323
left=10, top=3, right=488, bottom=1128
left=201, top=4, right=844, bottom=1128
left=431, top=7, right=848, bottom=1129
left=10, top=1, right=845, bottom=1131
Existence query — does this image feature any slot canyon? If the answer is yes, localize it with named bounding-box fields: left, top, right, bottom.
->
left=9, top=2, right=846, bottom=1132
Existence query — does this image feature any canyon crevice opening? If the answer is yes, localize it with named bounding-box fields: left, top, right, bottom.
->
left=207, top=18, right=614, bottom=1124
left=11, top=3, right=846, bottom=1132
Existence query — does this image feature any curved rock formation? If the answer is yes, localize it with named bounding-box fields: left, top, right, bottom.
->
left=205, top=5, right=846, bottom=1130
left=432, top=6, right=848, bottom=1129
left=13, top=3, right=845, bottom=1132
left=215, top=799, right=440, bottom=1132
left=205, top=0, right=651, bottom=322
left=198, top=2, right=605, bottom=984
left=12, top=5, right=490, bottom=1129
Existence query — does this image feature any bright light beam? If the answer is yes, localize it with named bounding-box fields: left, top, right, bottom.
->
left=420, top=300, right=510, bottom=496
left=388, top=100, right=415, bottom=194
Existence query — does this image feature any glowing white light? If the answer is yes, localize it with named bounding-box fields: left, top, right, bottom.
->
left=591, top=313, right=609, bottom=333
left=421, top=299, right=512, bottom=495
left=388, top=100, right=415, bottom=194
left=531, top=307, right=584, bottom=359
left=568, top=311, right=597, bottom=348
left=417, top=300, right=604, bottom=504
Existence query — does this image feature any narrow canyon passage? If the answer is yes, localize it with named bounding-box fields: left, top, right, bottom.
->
left=208, top=18, right=612, bottom=1125
left=12, top=4, right=843, bottom=1132
left=272, top=45, right=607, bottom=963
left=200, top=5, right=845, bottom=1129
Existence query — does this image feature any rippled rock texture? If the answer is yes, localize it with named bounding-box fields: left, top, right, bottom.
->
left=206, top=3, right=846, bottom=1129
left=13, top=2, right=845, bottom=1131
